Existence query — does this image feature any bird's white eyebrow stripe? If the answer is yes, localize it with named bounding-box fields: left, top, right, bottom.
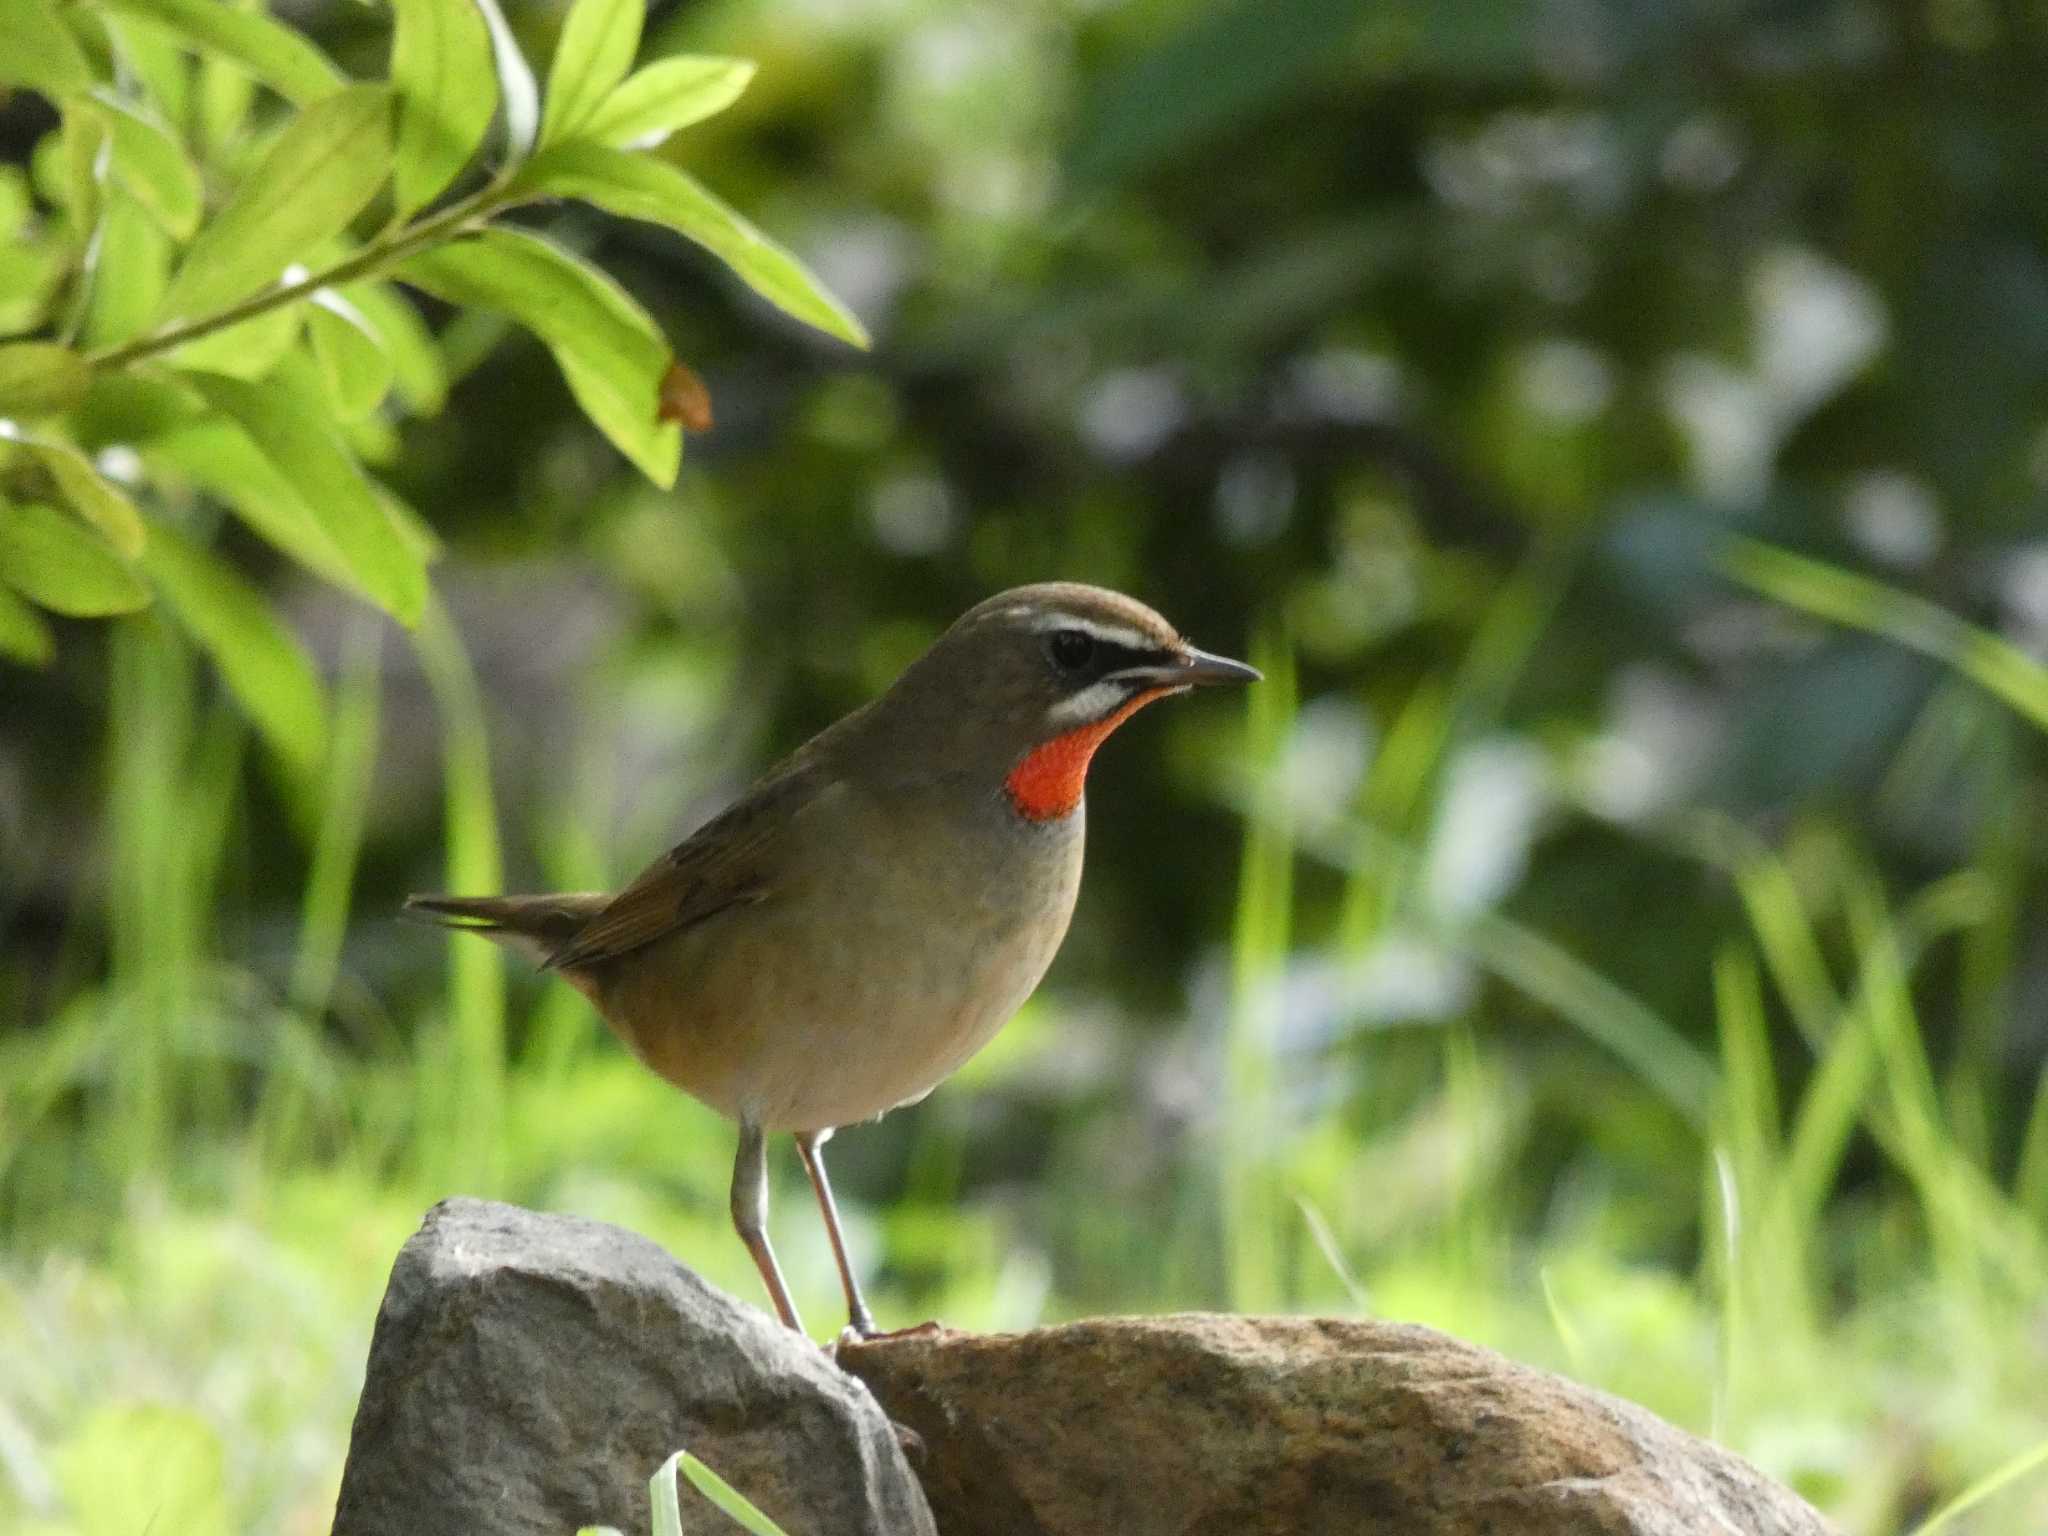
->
left=1022, top=612, right=1168, bottom=651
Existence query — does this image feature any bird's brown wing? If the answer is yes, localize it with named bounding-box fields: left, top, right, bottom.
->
left=542, top=760, right=822, bottom=973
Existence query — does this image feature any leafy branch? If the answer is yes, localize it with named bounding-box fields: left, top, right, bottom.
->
left=0, top=0, right=864, bottom=768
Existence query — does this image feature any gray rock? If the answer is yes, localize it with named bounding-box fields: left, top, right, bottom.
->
left=837, top=1315, right=1839, bottom=1536
left=330, top=1198, right=934, bottom=1536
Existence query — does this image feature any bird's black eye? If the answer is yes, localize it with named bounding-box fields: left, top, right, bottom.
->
left=1047, top=629, right=1096, bottom=672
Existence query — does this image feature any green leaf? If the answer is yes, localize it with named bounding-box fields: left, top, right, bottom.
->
left=513, top=143, right=868, bottom=348
left=556, top=348, right=679, bottom=486
left=138, top=521, right=326, bottom=773
left=79, top=187, right=172, bottom=348
left=0, top=342, right=91, bottom=419
left=163, top=303, right=303, bottom=379
left=579, top=55, right=755, bottom=149
left=0, top=240, right=67, bottom=335
left=398, top=227, right=679, bottom=485
left=0, top=499, right=151, bottom=615
left=88, top=93, right=203, bottom=240
left=183, top=366, right=426, bottom=622
left=0, top=582, right=53, bottom=664
left=539, top=0, right=642, bottom=147
left=473, top=0, right=538, bottom=159
left=0, top=166, right=28, bottom=234
left=10, top=433, right=147, bottom=557
left=389, top=0, right=499, bottom=216
left=57, top=104, right=108, bottom=238
left=197, top=7, right=258, bottom=155
left=0, top=0, right=95, bottom=97
left=160, top=85, right=393, bottom=323
left=101, top=0, right=345, bottom=106
left=338, top=280, right=446, bottom=413
left=105, top=14, right=192, bottom=126
left=308, top=293, right=395, bottom=418
left=139, top=416, right=355, bottom=590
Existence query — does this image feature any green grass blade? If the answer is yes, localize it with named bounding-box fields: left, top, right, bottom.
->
left=676, top=1450, right=793, bottom=1536
left=411, top=595, right=506, bottom=1190
left=1223, top=622, right=1295, bottom=1313
left=1905, top=1434, right=2048, bottom=1536
left=1723, top=538, right=2048, bottom=734
left=1465, top=911, right=1716, bottom=1128
left=289, top=614, right=382, bottom=1018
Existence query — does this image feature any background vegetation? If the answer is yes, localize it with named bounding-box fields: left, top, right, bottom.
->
left=4, top=0, right=2047, bottom=1532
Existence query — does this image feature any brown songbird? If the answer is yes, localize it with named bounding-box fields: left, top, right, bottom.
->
left=407, top=583, right=1258, bottom=1337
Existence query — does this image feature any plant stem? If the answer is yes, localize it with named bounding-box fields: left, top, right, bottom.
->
left=83, top=181, right=524, bottom=372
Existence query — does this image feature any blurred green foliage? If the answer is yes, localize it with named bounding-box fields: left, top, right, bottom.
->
left=4, top=0, right=2048, bottom=1533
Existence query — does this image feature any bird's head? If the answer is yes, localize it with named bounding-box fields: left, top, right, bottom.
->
left=875, top=583, right=1260, bottom=820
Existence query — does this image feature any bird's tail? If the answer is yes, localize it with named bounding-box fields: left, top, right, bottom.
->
left=403, top=893, right=609, bottom=969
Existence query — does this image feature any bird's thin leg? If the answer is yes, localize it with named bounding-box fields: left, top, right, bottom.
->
left=795, top=1128, right=878, bottom=1338
left=730, top=1116, right=804, bottom=1333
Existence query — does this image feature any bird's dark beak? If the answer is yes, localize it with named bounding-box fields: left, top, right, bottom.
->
left=1108, top=645, right=1262, bottom=693
left=1173, top=646, right=1262, bottom=687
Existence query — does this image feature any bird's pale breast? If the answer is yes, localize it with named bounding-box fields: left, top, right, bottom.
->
left=597, top=780, right=1085, bottom=1131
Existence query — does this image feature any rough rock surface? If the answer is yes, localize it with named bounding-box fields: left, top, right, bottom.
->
left=837, top=1315, right=1837, bottom=1536
left=330, top=1198, right=934, bottom=1536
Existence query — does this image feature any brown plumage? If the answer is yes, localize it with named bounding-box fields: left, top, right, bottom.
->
left=406, top=582, right=1257, bottom=1336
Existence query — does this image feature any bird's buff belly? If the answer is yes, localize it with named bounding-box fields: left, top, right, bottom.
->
left=597, top=839, right=1079, bottom=1131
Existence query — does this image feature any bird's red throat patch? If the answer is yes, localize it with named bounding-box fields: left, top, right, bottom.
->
left=1004, top=688, right=1171, bottom=822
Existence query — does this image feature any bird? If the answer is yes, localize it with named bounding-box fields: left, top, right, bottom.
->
left=406, top=583, right=1259, bottom=1338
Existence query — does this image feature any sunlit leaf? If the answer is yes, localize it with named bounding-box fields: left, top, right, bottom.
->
left=308, top=293, right=395, bottom=418
left=139, top=521, right=326, bottom=773
left=139, top=416, right=355, bottom=590
left=105, top=13, right=191, bottom=126
left=0, top=499, right=151, bottom=615
left=556, top=350, right=680, bottom=487
left=57, top=104, right=108, bottom=241
left=185, top=368, right=426, bottom=624
left=398, top=227, right=679, bottom=485
left=337, top=280, right=446, bottom=413
left=79, top=187, right=172, bottom=348
left=389, top=0, right=500, bottom=216
left=163, top=303, right=303, bottom=379
left=513, top=143, right=868, bottom=347
left=539, top=0, right=642, bottom=148
left=101, top=0, right=345, bottom=106
left=0, top=0, right=95, bottom=97
left=159, top=85, right=392, bottom=323
left=0, top=240, right=66, bottom=335
left=579, top=55, right=754, bottom=148
left=69, top=368, right=202, bottom=444
left=88, top=93, right=203, bottom=240
left=472, top=0, right=538, bottom=160
left=0, top=581, right=53, bottom=664
left=377, top=481, right=441, bottom=566
left=0, top=342, right=91, bottom=419
left=9, top=433, right=147, bottom=557
left=197, top=5, right=257, bottom=154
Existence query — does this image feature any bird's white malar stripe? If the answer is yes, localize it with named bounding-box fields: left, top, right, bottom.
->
left=1023, top=611, right=1168, bottom=651
left=1045, top=677, right=1144, bottom=728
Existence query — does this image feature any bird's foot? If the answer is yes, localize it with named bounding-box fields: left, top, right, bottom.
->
left=836, top=1317, right=944, bottom=1350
